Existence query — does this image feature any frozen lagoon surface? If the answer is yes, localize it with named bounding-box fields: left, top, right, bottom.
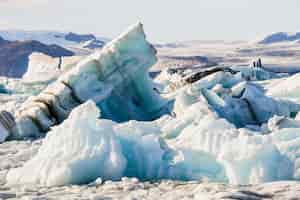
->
left=2, top=24, right=300, bottom=199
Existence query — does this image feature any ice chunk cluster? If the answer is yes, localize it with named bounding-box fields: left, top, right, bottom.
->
left=5, top=23, right=300, bottom=187
left=6, top=101, right=180, bottom=186
left=7, top=98, right=300, bottom=186
left=164, top=92, right=300, bottom=184
left=7, top=101, right=126, bottom=186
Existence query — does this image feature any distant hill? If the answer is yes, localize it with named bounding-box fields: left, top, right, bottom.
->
left=259, top=32, right=300, bottom=44
left=0, top=36, right=74, bottom=78
left=64, top=32, right=96, bottom=43
left=0, top=30, right=108, bottom=52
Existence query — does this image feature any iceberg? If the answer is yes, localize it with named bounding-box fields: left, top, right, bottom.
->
left=6, top=100, right=227, bottom=186
left=164, top=99, right=299, bottom=184
left=6, top=101, right=127, bottom=186
left=2, top=22, right=167, bottom=140
left=22, top=53, right=82, bottom=84
left=8, top=98, right=300, bottom=186
left=200, top=81, right=300, bottom=127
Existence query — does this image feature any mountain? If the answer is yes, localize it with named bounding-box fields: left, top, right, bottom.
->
left=0, top=30, right=108, bottom=51
left=81, top=39, right=105, bottom=49
left=64, top=32, right=97, bottom=43
left=0, top=36, right=74, bottom=77
left=259, top=32, right=300, bottom=44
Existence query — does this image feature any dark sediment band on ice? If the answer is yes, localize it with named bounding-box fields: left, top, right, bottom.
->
left=0, top=22, right=167, bottom=140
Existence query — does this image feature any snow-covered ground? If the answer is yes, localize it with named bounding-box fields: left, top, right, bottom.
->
left=1, top=24, right=300, bottom=199
left=153, top=39, right=300, bottom=73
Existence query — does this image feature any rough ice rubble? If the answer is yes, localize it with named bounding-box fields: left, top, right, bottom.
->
left=6, top=100, right=228, bottom=187
left=164, top=91, right=300, bottom=184
left=154, top=64, right=284, bottom=94
left=7, top=101, right=126, bottom=186
left=5, top=24, right=300, bottom=187
left=8, top=97, right=300, bottom=186
left=8, top=64, right=300, bottom=186
left=158, top=69, right=300, bottom=128
left=4, top=22, right=166, bottom=140
left=6, top=101, right=181, bottom=186
left=157, top=69, right=300, bottom=184
left=7, top=67, right=300, bottom=186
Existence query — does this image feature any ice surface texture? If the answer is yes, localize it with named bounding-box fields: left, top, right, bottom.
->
left=7, top=98, right=300, bottom=186
left=6, top=101, right=176, bottom=186
left=8, top=22, right=166, bottom=139
left=5, top=23, right=300, bottom=187
left=7, top=101, right=126, bottom=186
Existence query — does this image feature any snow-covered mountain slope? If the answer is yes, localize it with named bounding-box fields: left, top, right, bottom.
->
left=0, top=30, right=108, bottom=51
left=259, top=32, right=300, bottom=44
left=0, top=29, right=107, bottom=78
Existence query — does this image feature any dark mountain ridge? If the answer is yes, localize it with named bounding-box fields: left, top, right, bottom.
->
left=260, top=32, right=300, bottom=44
left=0, top=36, right=74, bottom=78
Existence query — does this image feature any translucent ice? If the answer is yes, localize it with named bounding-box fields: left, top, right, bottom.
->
left=8, top=22, right=167, bottom=139
left=6, top=101, right=127, bottom=186
left=165, top=99, right=300, bottom=184
left=5, top=25, right=300, bottom=187
left=7, top=97, right=300, bottom=186
left=0, top=122, right=9, bottom=142
left=6, top=101, right=176, bottom=186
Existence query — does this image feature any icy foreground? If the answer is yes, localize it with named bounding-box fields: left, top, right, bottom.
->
left=6, top=95, right=300, bottom=186
left=6, top=101, right=126, bottom=186
left=7, top=101, right=171, bottom=186
left=3, top=23, right=300, bottom=197
left=2, top=140, right=300, bottom=199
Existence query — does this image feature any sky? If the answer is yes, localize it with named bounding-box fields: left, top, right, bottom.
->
left=0, top=0, right=300, bottom=43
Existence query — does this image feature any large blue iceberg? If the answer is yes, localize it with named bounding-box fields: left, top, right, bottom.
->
left=3, top=23, right=167, bottom=140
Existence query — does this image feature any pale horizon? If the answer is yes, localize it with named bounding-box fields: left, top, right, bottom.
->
left=0, top=0, right=300, bottom=43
